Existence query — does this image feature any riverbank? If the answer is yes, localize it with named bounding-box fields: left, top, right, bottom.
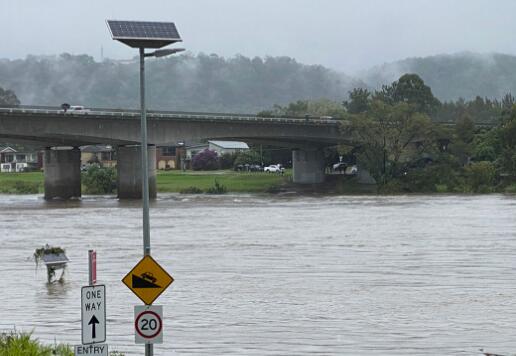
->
left=1, top=170, right=515, bottom=195
left=0, top=170, right=292, bottom=194
left=0, top=331, right=125, bottom=356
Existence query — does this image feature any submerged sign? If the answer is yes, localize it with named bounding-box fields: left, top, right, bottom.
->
left=74, top=343, right=108, bottom=356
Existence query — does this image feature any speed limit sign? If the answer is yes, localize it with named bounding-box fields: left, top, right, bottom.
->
left=134, top=305, right=163, bottom=344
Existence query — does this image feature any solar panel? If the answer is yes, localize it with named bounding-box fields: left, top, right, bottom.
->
left=107, top=20, right=182, bottom=48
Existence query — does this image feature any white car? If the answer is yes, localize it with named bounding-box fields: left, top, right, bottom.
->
left=264, top=164, right=285, bottom=173
left=63, top=105, right=90, bottom=114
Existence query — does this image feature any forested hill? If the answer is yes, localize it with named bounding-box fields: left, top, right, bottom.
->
left=361, top=52, right=516, bottom=101
left=0, top=53, right=363, bottom=113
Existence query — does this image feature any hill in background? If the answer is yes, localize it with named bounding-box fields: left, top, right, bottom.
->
left=0, top=53, right=363, bottom=113
left=361, top=52, right=516, bottom=102
left=1, top=51, right=516, bottom=113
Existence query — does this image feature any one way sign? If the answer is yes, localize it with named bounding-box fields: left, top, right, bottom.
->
left=81, top=285, right=106, bottom=344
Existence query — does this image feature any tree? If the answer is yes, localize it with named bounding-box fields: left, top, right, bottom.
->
left=234, top=150, right=264, bottom=166
left=343, top=101, right=435, bottom=186
left=375, top=74, right=440, bottom=114
left=343, top=88, right=371, bottom=114
left=455, top=112, right=475, bottom=143
left=81, top=166, right=116, bottom=194
left=258, top=99, right=346, bottom=118
left=192, top=149, right=219, bottom=170
left=0, top=87, right=20, bottom=106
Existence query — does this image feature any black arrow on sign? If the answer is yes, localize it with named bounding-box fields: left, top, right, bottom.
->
left=88, top=315, right=99, bottom=338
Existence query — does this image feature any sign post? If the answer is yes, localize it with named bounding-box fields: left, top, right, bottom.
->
left=89, top=250, right=97, bottom=285
left=76, top=251, right=108, bottom=356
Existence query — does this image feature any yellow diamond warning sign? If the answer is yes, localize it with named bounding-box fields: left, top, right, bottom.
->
left=122, top=255, right=174, bottom=305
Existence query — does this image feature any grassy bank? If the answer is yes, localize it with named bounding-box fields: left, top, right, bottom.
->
left=0, top=331, right=125, bottom=356
left=0, top=170, right=291, bottom=194
left=0, top=172, right=43, bottom=194
left=157, top=170, right=291, bottom=193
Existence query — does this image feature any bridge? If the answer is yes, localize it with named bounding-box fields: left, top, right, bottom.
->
left=0, top=106, right=345, bottom=199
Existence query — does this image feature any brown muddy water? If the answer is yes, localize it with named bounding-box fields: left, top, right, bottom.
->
left=0, top=194, right=515, bottom=355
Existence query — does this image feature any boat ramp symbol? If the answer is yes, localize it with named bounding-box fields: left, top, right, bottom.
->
left=122, top=255, right=174, bottom=305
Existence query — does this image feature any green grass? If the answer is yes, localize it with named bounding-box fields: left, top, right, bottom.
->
left=0, top=331, right=125, bottom=356
left=157, top=170, right=291, bottom=193
left=0, top=331, right=73, bottom=356
left=0, top=172, right=43, bottom=193
left=0, top=170, right=290, bottom=194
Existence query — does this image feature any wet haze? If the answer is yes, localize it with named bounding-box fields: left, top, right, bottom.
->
left=1, top=0, right=516, bottom=73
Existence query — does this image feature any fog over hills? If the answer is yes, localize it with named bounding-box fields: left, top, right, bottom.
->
left=0, top=51, right=515, bottom=112
left=361, top=52, right=516, bottom=102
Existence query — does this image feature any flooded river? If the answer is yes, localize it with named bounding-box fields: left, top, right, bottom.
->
left=1, top=194, right=515, bottom=355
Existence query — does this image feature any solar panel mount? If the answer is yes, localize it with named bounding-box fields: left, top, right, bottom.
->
left=107, top=20, right=182, bottom=48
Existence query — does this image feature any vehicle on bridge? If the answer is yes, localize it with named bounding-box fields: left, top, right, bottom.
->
left=61, top=104, right=90, bottom=114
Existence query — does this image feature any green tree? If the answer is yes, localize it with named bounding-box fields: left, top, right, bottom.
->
left=234, top=150, right=264, bottom=166
left=343, top=88, right=371, bottom=114
left=82, top=166, right=116, bottom=194
left=455, top=112, right=475, bottom=143
left=343, top=101, right=435, bottom=186
left=258, top=99, right=346, bottom=118
left=465, top=161, right=496, bottom=193
left=375, top=74, right=440, bottom=114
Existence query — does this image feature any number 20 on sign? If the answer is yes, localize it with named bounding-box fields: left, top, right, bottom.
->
left=134, top=305, right=163, bottom=344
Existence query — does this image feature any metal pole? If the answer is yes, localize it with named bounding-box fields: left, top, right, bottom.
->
left=139, top=47, right=153, bottom=356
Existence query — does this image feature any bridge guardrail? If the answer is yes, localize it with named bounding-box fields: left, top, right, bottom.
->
left=0, top=106, right=342, bottom=125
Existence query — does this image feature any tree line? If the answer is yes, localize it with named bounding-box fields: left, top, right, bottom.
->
left=261, top=74, right=516, bottom=193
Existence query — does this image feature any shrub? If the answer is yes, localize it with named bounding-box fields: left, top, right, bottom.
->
left=504, top=183, right=516, bottom=194
left=82, top=166, right=116, bottom=194
left=0, top=331, right=73, bottom=356
left=465, top=161, right=496, bottom=193
left=206, top=180, right=227, bottom=194
left=192, top=149, right=219, bottom=171
left=219, top=153, right=236, bottom=169
left=234, top=150, right=263, bottom=167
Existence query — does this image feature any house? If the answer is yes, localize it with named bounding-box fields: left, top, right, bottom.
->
left=0, top=146, right=41, bottom=172
left=80, top=145, right=116, bottom=169
left=156, top=145, right=186, bottom=170
left=208, top=141, right=249, bottom=155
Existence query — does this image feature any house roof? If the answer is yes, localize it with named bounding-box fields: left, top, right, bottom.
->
left=208, top=141, right=249, bottom=149
left=0, top=146, right=17, bottom=153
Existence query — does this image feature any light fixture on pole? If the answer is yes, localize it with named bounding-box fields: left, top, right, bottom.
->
left=107, top=19, right=183, bottom=356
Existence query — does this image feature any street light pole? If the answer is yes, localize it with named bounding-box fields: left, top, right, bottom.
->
left=139, top=48, right=151, bottom=258
left=107, top=21, right=183, bottom=356
left=139, top=47, right=153, bottom=356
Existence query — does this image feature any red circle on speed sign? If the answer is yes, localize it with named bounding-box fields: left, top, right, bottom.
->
left=135, top=310, right=162, bottom=339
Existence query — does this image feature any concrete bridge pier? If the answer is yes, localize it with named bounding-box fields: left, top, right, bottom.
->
left=292, top=148, right=326, bottom=184
left=44, top=147, right=81, bottom=200
left=117, top=145, right=157, bottom=199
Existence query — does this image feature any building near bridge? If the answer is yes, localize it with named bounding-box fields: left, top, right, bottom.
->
left=80, top=145, right=116, bottom=169
left=0, top=146, right=41, bottom=172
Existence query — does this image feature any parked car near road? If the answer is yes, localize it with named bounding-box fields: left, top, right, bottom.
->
left=264, top=164, right=285, bottom=173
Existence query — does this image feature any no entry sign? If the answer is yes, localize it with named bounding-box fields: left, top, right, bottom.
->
left=134, top=305, right=163, bottom=344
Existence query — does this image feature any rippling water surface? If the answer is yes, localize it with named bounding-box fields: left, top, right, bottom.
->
left=1, top=194, right=515, bottom=355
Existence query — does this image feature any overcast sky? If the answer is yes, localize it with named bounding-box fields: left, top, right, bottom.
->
left=2, top=0, right=516, bottom=73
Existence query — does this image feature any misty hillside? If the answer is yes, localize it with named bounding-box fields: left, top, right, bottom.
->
left=362, top=52, right=516, bottom=101
left=0, top=53, right=362, bottom=113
